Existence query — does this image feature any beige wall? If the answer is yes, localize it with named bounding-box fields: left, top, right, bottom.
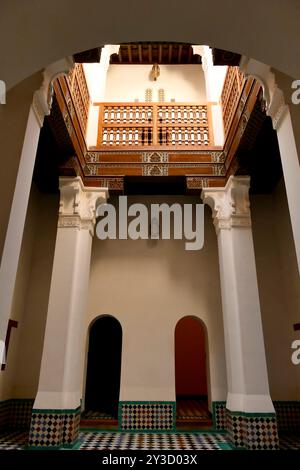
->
left=85, top=196, right=227, bottom=405
left=104, top=65, right=206, bottom=103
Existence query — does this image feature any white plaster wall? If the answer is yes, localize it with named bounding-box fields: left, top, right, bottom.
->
left=251, top=179, right=300, bottom=400
left=103, top=65, right=206, bottom=103
left=86, top=197, right=227, bottom=405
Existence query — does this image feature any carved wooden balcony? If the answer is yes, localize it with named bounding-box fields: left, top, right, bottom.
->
left=95, top=102, right=213, bottom=150
left=53, top=63, right=262, bottom=193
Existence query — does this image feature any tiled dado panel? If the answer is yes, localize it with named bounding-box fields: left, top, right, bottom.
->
left=212, top=401, right=226, bottom=431
left=274, top=401, right=300, bottom=432
left=28, top=407, right=81, bottom=448
left=226, top=410, right=279, bottom=450
left=0, top=399, right=34, bottom=430
left=119, top=402, right=176, bottom=431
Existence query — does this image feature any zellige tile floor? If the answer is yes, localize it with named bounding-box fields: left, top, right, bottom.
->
left=0, top=429, right=299, bottom=450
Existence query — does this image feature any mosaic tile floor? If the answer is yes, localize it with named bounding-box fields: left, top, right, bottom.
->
left=0, top=430, right=28, bottom=450
left=78, top=431, right=230, bottom=450
left=0, top=430, right=299, bottom=450
left=278, top=434, right=300, bottom=450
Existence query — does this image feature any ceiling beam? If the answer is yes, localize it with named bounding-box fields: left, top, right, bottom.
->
left=178, top=45, right=183, bottom=63
left=168, top=44, right=172, bottom=63
left=138, top=44, right=142, bottom=63
left=127, top=45, right=132, bottom=63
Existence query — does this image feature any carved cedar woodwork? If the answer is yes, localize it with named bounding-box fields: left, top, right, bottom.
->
left=51, top=64, right=263, bottom=194
left=96, top=103, right=212, bottom=149
left=110, top=43, right=201, bottom=65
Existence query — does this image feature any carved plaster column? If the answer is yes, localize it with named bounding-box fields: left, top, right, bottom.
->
left=0, top=58, right=74, bottom=355
left=29, top=177, right=108, bottom=448
left=202, top=176, right=279, bottom=450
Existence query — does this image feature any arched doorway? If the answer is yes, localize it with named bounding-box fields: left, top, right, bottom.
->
left=83, top=315, right=122, bottom=425
left=175, top=316, right=212, bottom=429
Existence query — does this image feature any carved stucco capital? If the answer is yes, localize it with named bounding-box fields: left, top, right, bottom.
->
left=58, top=176, right=109, bottom=235
left=239, top=58, right=288, bottom=130
left=202, top=176, right=251, bottom=234
left=32, top=56, right=74, bottom=127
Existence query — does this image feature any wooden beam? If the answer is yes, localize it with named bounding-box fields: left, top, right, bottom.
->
left=188, top=45, right=193, bottom=63
left=127, top=45, right=132, bottom=63
left=178, top=44, right=183, bottom=63
left=148, top=44, right=152, bottom=63
left=118, top=47, right=122, bottom=63
left=168, top=44, right=172, bottom=63
left=138, top=44, right=142, bottom=63
left=159, top=44, right=162, bottom=63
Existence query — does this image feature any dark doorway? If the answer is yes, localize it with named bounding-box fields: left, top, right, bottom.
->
left=175, top=316, right=212, bottom=429
left=84, top=316, right=122, bottom=420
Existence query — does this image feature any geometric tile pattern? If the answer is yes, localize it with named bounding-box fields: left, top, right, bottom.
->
left=279, top=434, right=300, bottom=450
left=78, top=431, right=231, bottom=450
left=28, top=407, right=81, bottom=448
left=226, top=410, right=279, bottom=450
left=0, top=399, right=34, bottom=431
left=1, top=429, right=300, bottom=451
left=274, top=401, right=300, bottom=432
left=9, top=399, right=34, bottom=430
left=0, top=430, right=28, bottom=450
left=119, top=402, right=175, bottom=431
left=0, top=400, right=10, bottom=431
left=212, top=402, right=226, bottom=431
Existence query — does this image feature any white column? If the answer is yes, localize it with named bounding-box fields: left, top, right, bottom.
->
left=0, top=58, right=73, bottom=351
left=268, top=98, right=300, bottom=275
left=240, top=58, right=300, bottom=274
left=202, top=176, right=274, bottom=414
left=34, top=177, right=108, bottom=410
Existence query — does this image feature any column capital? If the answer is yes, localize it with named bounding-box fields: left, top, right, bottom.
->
left=202, top=176, right=251, bottom=233
left=32, top=57, right=74, bottom=127
left=58, top=176, right=109, bottom=235
left=239, top=58, right=288, bottom=130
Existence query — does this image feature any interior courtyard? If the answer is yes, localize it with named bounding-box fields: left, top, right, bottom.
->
left=0, top=2, right=300, bottom=453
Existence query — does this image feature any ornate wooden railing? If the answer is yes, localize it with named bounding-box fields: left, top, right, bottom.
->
left=221, top=66, right=245, bottom=137
left=66, top=64, right=90, bottom=134
left=95, top=102, right=212, bottom=149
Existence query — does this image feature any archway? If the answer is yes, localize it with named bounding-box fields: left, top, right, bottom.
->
left=1, top=2, right=300, bottom=90
left=83, top=315, right=122, bottom=424
left=175, top=316, right=212, bottom=429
